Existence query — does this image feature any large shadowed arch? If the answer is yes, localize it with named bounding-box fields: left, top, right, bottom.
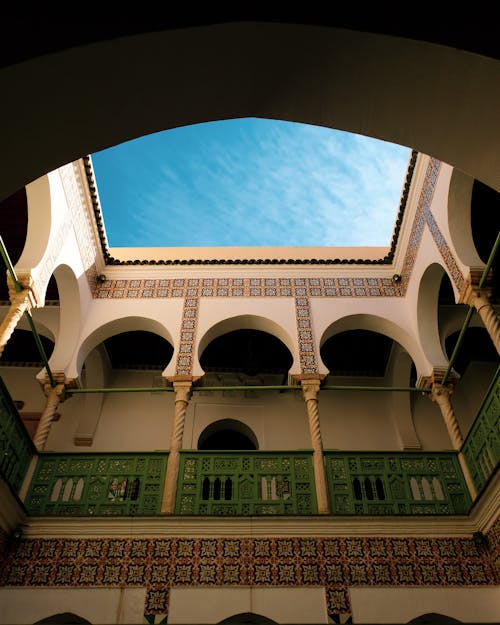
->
left=2, top=20, right=500, bottom=205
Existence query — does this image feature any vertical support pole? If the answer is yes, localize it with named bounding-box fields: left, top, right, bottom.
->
left=33, top=375, right=71, bottom=450
left=0, top=275, right=36, bottom=357
left=301, top=378, right=330, bottom=514
left=162, top=380, right=192, bottom=514
left=430, top=382, right=478, bottom=500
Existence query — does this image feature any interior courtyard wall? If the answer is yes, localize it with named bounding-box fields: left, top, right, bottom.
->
left=47, top=370, right=174, bottom=452
left=0, top=586, right=146, bottom=625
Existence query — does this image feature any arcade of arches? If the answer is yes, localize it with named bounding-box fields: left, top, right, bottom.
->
left=0, top=20, right=499, bottom=625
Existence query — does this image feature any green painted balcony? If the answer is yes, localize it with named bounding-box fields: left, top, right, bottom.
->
left=325, top=451, right=471, bottom=515
left=175, top=450, right=317, bottom=515
left=25, top=452, right=168, bottom=516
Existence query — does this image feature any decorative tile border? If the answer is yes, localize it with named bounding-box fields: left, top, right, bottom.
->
left=94, top=276, right=399, bottom=300
left=1, top=530, right=497, bottom=623
left=176, top=292, right=199, bottom=376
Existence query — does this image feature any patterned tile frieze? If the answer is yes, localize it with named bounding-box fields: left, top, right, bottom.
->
left=176, top=293, right=199, bottom=376
left=94, top=276, right=398, bottom=299
left=1, top=532, right=497, bottom=623
left=295, top=294, right=317, bottom=374
left=60, top=163, right=100, bottom=292
left=424, top=205, right=466, bottom=292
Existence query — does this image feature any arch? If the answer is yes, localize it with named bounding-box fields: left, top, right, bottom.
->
left=2, top=22, right=500, bottom=208
left=198, top=418, right=259, bottom=450
left=319, top=314, right=428, bottom=378
left=218, top=613, right=278, bottom=625
left=447, top=170, right=484, bottom=268
left=197, top=314, right=298, bottom=377
left=34, top=614, right=92, bottom=624
left=407, top=613, right=462, bottom=624
left=72, top=316, right=174, bottom=379
left=44, top=263, right=81, bottom=371
left=15, top=175, right=52, bottom=274
left=417, top=263, right=455, bottom=368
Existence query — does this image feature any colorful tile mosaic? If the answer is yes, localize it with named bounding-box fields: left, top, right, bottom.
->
left=1, top=531, right=497, bottom=623
left=93, top=276, right=403, bottom=300
left=176, top=295, right=199, bottom=376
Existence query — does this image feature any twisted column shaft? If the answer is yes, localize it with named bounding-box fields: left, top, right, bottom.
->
left=0, top=289, right=32, bottom=357
left=162, top=382, right=192, bottom=514
left=471, top=291, right=500, bottom=356
left=33, top=383, right=66, bottom=450
left=429, top=382, right=477, bottom=500
left=430, top=383, right=463, bottom=449
left=302, top=380, right=330, bottom=514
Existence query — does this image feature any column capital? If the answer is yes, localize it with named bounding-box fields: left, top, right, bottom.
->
left=37, top=373, right=78, bottom=403
left=299, top=376, right=323, bottom=401
left=417, top=368, right=458, bottom=391
left=6, top=273, right=39, bottom=308
left=429, top=382, right=454, bottom=403
left=458, top=271, right=493, bottom=306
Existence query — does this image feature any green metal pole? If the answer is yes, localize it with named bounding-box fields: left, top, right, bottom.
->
left=0, top=235, right=56, bottom=386
left=442, top=229, right=500, bottom=386
left=66, top=384, right=430, bottom=395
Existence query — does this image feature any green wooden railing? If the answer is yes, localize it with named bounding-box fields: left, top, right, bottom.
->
left=325, top=451, right=471, bottom=515
left=0, top=375, right=36, bottom=493
left=176, top=451, right=317, bottom=515
left=25, top=452, right=168, bottom=516
left=461, top=365, right=500, bottom=494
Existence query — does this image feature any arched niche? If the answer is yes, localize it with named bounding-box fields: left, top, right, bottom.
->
left=34, top=613, right=92, bottom=624
left=219, top=613, right=278, bottom=625
left=198, top=418, right=259, bottom=450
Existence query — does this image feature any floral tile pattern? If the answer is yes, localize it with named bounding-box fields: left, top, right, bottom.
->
left=1, top=523, right=498, bottom=624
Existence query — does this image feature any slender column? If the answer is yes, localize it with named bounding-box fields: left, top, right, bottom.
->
left=0, top=276, right=36, bottom=357
left=429, top=381, right=477, bottom=499
left=460, top=278, right=500, bottom=356
left=301, top=378, right=330, bottom=514
left=162, top=381, right=192, bottom=514
left=33, top=376, right=69, bottom=450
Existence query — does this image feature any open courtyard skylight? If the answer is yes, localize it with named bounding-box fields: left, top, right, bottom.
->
left=91, top=118, right=411, bottom=250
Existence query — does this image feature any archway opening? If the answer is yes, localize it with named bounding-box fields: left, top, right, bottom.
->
left=200, top=328, right=293, bottom=384
left=321, top=329, right=393, bottom=378
left=198, top=418, right=258, bottom=450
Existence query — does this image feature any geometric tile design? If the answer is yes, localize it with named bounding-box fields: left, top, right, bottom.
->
left=398, top=157, right=441, bottom=295
left=94, top=276, right=400, bottom=300
left=176, top=291, right=199, bottom=376
left=424, top=204, right=466, bottom=292
left=1, top=532, right=498, bottom=623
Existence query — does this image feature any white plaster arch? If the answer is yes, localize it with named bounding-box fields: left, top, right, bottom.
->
left=416, top=263, right=453, bottom=369
left=319, top=313, right=429, bottom=378
left=41, top=264, right=81, bottom=374
left=2, top=23, right=500, bottom=204
left=73, top=316, right=175, bottom=380
left=447, top=169, right=485, bottom=268
left=194, top=314, right=298, bottom=379
left=14, top=175, right=52, bottom=277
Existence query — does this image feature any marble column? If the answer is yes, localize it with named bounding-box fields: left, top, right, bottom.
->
left=0, top=276, right=36, bottom=357
left=162, top=381, right=192, bottom=514
left=301, top=378, right=330, bottom=514
left=33, top=376, right=69, bottom=450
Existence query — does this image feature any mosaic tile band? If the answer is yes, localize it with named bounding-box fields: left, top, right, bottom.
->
left=2, top=527, right=498, bottom=622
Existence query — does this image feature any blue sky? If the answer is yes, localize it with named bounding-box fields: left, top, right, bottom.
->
left=91, top=118, right=411, bottom=248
